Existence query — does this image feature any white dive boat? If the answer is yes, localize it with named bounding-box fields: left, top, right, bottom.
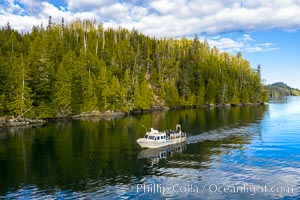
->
left=136, top=124, right=186, bottom=149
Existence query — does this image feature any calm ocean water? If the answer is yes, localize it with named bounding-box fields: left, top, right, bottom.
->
left=0, top=97, right=299, bottom=199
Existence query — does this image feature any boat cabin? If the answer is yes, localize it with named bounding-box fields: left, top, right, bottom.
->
left=144, top=124, right=183, bottom=141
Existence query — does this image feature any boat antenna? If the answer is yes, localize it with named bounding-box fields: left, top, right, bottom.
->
left=139, top=123, right=148, bottom=132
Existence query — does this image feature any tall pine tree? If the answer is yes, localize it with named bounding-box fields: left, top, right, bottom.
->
left=10, top=55, right=33, bottom=117
left=83, top=75, right=98, bottom=112
left=53, top=63, right=72, bottom=117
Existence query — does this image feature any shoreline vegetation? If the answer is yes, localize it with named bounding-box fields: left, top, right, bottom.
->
left=0, top=18, right=269, bottom=128
left=0, top=102, right=268, bottom=128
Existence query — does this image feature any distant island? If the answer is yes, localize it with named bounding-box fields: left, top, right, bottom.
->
left=268, top=82, right=300, bottom=97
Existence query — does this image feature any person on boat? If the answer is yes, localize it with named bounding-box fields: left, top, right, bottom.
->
left=169, top=130, right=174, bottom=139
left=166, top=130, right=170, bottom=137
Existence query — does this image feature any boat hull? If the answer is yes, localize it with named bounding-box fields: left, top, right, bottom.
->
left=138, top=142, right=186, bottom=159
left=136, top=137, right=186, bottom=149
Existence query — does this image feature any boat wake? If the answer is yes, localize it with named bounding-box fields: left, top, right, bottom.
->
left=137, top=123, right=260, bottom=163
left=186, top=124, right=258, bottom=144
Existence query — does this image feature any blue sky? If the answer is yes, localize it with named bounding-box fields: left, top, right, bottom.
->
left=1, top=0, right=300, bottom=89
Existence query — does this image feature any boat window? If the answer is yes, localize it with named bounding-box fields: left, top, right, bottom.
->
left=157, top=136, right=160, bottom=140
left=161, top=136, right=163, bottom=140
left=148, top=136, right=155, bottom=140
left=144, top=134, right=148, bottom=139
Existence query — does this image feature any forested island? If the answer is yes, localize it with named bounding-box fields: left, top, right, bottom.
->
left=0, top=18, right=268, bottom=119
left=268, top=82, right=300, bottom=97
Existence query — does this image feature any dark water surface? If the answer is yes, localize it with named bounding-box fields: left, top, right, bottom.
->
left=0, top=97, right=299, bottom=199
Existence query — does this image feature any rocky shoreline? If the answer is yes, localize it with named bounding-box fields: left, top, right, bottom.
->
left=72, top=110, right=127, bottom=118
left=0, top=117, right=46, bottom=128
left=0, top=102, right=268, bottom=128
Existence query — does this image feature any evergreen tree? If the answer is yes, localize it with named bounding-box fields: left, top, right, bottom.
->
left=196, top=84, right=205, bottom=105
left=205, top=79, right=217, bottom=104
left=96, top=60, right=109, bottom=110
left=140, top=79, right=153, bottom=109
left=107, top=75, right=121, bottom=110
left=217, top=83, right=229, bottom=104
left=83, top=75, right=98, bottom=112
left=0, top=50, right=8, bottom=114
left=121, top=69, right=131, bottom=112
left=0, top=20, right=269, bottom=117
left=161, top=82, right=179, bottom=106
left=10, top=55, right=33, bottom=117
left=241, top=88, right=250, bottom=103
left=133, top=77, right=144, bottom=110
left=53, top=63, right=72, bottom=117
left=0, top=94, right=4, bottom=115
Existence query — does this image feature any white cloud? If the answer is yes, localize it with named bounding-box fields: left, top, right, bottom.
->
left=149, top=0, right=175, bottom=14
left=18, top=0, right=43, bottom=16
left=1, top=0, right=300, bottom=38
left=2, top=0, right=24, bottom=14
left=207, top=37, right=244, bottom=52
left=206, top=35, right=278, bottom=53
left=0, top=14, right=42, bottom=31
left=130, top=6, right=148, bottom=21
left=41, top=2, right=68, bottom=19
left=244, top=46, right=263, bottom=53
left=98, top=3, right=129, bottom=22
left=239, top=34, right=254, bottom=42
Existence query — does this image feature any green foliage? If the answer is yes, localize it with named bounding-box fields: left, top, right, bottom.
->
left=83, top=76, right=98, bottom=112
left=53, top=63, right=72, bottom=117
left=10, top=55, right=33, bottom=117
left=133, top=77, right=143, bottom=109
left=161, top=82, right=179, bottom=106
left=35, top=101, right=54, bottom=118
left=196, top=84, right=205, bottom=105
left=0, top=94, right=4, bottom=115
left=107, top=75, right=122, bottom=110
left=241, top=89, right=250, bottom=103
left=268, top=82, right=300, bottom=97
left=230, top=94, right=240, bottom=105
left=140, top=79, right=153, bottom=109
left=96, top=62, right=109, bottom=110
left=205, top=79, right=217, bottom=104
left=0, top=20, right=268, bottom=117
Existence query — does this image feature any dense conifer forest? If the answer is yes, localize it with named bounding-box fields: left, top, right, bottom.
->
left=0, top=18, right=268, bottom=118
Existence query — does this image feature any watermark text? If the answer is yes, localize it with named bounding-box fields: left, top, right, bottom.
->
left=135, top=183, right=296, bottom=196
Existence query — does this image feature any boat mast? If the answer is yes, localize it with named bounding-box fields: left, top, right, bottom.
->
left=140, top=123, right=148, bottom=132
